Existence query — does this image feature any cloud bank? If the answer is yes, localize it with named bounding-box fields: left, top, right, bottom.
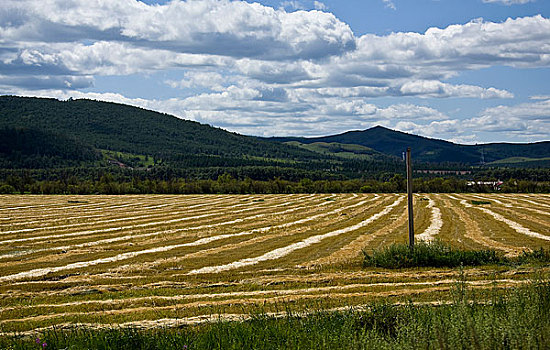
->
left=0, top=0, right=549, bottom=142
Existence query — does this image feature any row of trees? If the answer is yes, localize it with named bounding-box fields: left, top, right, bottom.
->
left=1, top=173, right=548, bottom=194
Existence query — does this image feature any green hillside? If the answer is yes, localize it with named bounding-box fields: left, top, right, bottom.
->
left=272, top=126, right=550, bottom=165
left=272, top=126, right=480, bottom=163
left=0, top=127, right=100, bottom=169
left=1, top=96, right=547, bottom=182
left=487, top=157, right=550, bottom=168
left=0, top=96, right=405, bottom=179
left=475, top=143, right=550, bottom=163
left=0, top=96, right=320, bottom=163
left=285, top=141, right=395, bottom=161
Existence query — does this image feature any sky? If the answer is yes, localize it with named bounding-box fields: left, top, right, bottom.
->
left=1, top=0, right=549, bottom=144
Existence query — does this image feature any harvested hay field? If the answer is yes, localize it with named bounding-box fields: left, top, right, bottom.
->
left=0, top=193, right=548, bottom=334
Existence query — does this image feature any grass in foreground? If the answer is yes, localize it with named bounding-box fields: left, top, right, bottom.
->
left=362, top=241, right=550, bottom=269
left=1, top=280, right=549, bottom=349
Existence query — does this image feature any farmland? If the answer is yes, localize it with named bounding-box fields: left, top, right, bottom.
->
left=0, top=193, right=549, bottom=335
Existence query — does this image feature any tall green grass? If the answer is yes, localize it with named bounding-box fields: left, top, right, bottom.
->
left=517, top=247, right=550, bottom=264
left=362, top=241, right=550, bottom=269
left=1, top=280, right=549, bottom=349
left=362, top=241, right=504, bottom=268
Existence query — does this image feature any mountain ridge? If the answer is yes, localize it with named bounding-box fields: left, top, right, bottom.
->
left=269, top=125, right=550, bottom=164
left=1, top=96, right=548, bottom=172
left=1, top=96, right=402, bottom=179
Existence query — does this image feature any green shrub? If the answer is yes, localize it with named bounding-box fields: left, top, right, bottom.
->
left=0, top=184, right=15, bottom=194
left=518, top=247, right=550, bottom=264
left=471, top=200, right=491, bottom=205
left=362, top=241, right=504, bottom=268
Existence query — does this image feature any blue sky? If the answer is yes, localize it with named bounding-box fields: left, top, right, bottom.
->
left=1, top=0, right=549, bottom=143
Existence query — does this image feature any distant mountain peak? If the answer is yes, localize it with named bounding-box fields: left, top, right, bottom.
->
left=270, top=124, right=550, bottom=164
left=369, top=125, right=390, bottom=131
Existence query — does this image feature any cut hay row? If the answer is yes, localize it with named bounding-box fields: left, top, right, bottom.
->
left=488, top=206, right=550, bottom=234
left=4, top=192, right=545, bottom=283
left=500, top=196, right=547, bottom=216
left=0, top=279, right=527, bottom=320
left=501, top=203, right=550, bottom=217
left=469, top=194, right=550, bottom=214
left=0, top=213, right=107, bottom=228
left=170, top=195, right=388, bottom=273
left=451, top=194, right=550, bottom=242
left=14, top=195, right=307, bottom=227
left=304, top=206, right=409, bottom=267
left=0, top=196, right=342, bottom=271
left=0, top=198, right=333, bottom=260
left=1, top=278, right=528, bottom=314
left=0, top=195, right=246, bottom=227
left=0, top=195, right=372, bottom=281
left=0, top=299, right=506, bottom=337
left=501, top=195, right=550, bottom=215
left=518, top=195, right=550, bottom=208
left=475, top=207, right=550, bottom=241
left=0, top=195, right=368, bottom=279
left=1, top=213, right=175, bottom=235
left=0, top=195, right=318, bottom=245
left=0, top=289, right=451, bottom=328
left=187, top=196, right=405, bottom=274
left=3, top=265, right=540, bottom=298
left=0, top=212, right=218, bottom=245
left=0, top=266, right=546, bottom=333
left=415, top=195, right=443, bottom=242
left=0, top=201, right=104, bottom=212
left=0, top=281, right=530, bottom=334
left=443, top=195, right=524, bottom=255
left=459, top=195, right=550, bottom=231
left=16, top=195, right=371, bottom=277
left=1, top=194, right=548, bottom=276
left=468, top=194, right=512, bottom=207
left=0, top=195, right=245, bottom=224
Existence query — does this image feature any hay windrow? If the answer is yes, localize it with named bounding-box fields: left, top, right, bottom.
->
left=187, top=196, right=405, bottom=274
left=415, top=195, right=443, bottom=242
left=442, top=196, right=523, bottom=256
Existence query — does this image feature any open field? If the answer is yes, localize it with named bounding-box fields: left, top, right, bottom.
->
left=0, top=193, right=549, bottom=335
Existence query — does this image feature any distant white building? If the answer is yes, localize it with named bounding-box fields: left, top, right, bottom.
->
left=466, top=181, right=503, bottom=190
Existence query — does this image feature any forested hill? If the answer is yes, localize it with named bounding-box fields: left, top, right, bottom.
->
left=1, top=96, right=547, bottom=179
left=0, top=127, right=100, bottom=169
left=0, top=96, right=404, bottom=179
left=0, top=96, right=320, bottom=162
left=271, top=126, right=550, bottom=165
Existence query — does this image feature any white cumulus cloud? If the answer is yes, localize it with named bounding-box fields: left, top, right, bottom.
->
left=1, top=0, right=355, bottom=60
left=464, top=99, right=550, bottom=138
left=0, top=1, right=549, bottom=141
left=383, top=0, right=397, bottom=10
left=313, top=1, right=328, bottom=10
left=399, top=81, right=513, bottom=99
left=482, top=0, right=536, bottom=5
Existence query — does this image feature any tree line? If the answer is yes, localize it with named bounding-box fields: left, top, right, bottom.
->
left=1, top=173, right=548, bottom=194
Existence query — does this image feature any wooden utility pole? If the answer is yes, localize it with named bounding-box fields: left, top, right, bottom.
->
left=406, top=147, right=414, bottom=250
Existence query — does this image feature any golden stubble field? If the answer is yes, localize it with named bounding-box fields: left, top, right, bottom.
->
left=0, top=193, right=549, bottom=334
